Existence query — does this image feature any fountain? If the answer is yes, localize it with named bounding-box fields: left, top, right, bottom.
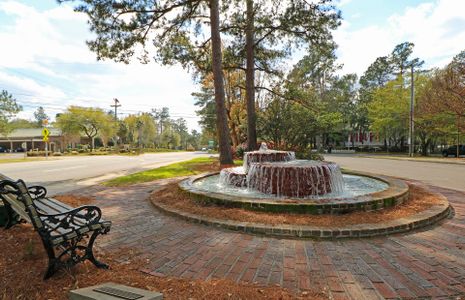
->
left=170, top=143, right=450, bottom=239
left=180, top=142, right=410, bottom=215
left=220, top=143, right=344, bottom=197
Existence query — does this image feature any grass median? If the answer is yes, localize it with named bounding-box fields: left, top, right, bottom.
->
left=104, top=157, right=224, bottom=186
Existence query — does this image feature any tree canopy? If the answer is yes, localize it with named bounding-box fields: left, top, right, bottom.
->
left=56, top=106, right=115, bottom=150
left=0, top=90, right=22, bottom=137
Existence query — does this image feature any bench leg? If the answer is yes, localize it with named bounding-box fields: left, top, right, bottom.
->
left=43, top=241, right=59, bottom=280
left=86, top=231, right=109, bottom=269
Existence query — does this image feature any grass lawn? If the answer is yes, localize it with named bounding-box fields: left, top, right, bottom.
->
left=104, top=157, right=218, bottom=186
left=105, top=157, right=243, bottom=186
left=0, top=157, right=57, bottom=164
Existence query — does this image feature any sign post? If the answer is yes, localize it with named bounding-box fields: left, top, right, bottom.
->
left=22, top=142, right=27, bottom=159
left=42, top=128, right=50, bottom=159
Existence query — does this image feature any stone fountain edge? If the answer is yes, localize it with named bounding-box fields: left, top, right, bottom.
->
left=151, top=187, right=451, bottom=239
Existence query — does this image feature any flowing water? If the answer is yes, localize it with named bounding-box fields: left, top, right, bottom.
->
left=246, top=160, right=345, bottom=197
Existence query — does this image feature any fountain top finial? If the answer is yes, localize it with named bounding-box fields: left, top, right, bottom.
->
left=259, top=142, right=268, bottom=152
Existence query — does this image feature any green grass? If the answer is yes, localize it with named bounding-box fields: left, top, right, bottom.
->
left=0, top=157, right=57, bottom=164
left=104, top=157, right=218, bottom=186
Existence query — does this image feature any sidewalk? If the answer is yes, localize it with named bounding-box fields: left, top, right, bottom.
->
left=70, top=179, right=465, bottom=299
left=361, top=155, right=465, bottom=165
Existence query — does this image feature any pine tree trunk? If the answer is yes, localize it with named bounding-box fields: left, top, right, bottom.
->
left=210, top=0, right=233, bottom=164
left=246, top=0, right=257, bottom=151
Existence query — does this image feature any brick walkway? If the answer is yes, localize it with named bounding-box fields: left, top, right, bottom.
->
left=80, top=180, right=465, bottom=299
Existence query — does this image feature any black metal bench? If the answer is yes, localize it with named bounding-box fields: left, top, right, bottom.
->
left=0, top=176, right=111, bottom=279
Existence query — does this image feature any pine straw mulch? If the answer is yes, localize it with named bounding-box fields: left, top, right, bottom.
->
left=0, top=195, right=323, bottom=300
left=151, top=182, right=446, bottom=227
left=54, top=194, right=96, bottom=207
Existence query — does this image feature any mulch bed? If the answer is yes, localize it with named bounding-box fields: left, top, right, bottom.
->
left=151, top=182, right=445, bottom=227
left=0, top=195, right=323, bottom=299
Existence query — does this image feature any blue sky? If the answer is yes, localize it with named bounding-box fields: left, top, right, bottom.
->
left=0, top=0, right=464, bottom=130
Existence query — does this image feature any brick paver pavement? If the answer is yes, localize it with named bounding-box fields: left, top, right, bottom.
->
left=79, top=180, right=465, bottom=299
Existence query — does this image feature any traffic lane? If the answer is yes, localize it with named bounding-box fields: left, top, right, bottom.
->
left=0, top=152, right=209, bottom=183
left=325, top=154, right=465, bottom=191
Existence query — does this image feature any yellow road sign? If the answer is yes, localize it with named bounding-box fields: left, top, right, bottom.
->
left=42, top=128, right=50, bottom=136
left=42, top=128, right=50, bottom=142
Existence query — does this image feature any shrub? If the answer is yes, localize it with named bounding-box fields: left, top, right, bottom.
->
left=235, top=146, right=245, bottom=159
left=296, top=151, right=324, bottom=161
left=89, top=151, right=108, bottom=155
left=52, top=152, right=62, bottom=156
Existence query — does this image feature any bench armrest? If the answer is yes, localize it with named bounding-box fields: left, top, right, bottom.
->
left=38, top=205, right=103, bottom=232
left=28, top=186, right=47, bottom=200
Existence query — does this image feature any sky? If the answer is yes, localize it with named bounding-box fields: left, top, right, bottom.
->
left=0, top=0, right=464, bottom=131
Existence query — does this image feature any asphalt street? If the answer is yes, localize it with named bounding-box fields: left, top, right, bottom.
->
left=0, top=152, right=210, bottom=195
left=325, top=154, right=465, bottom=191
left=1, top=152, right=462, bottom=195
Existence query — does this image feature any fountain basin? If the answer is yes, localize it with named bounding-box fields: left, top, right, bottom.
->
left=179, top=171, right=409, bottom=215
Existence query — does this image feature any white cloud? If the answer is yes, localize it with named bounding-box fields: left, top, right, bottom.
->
left=334, top=0, right=465, bottom=76
left=337, top=0, right=353, bottom=7
left=0, top=1, right=200, bottom=130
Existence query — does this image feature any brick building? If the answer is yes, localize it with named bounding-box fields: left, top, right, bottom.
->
left=0, top=128, right=84, bottom=152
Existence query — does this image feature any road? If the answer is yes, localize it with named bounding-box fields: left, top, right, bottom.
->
left=0, top=152, right=210, bottom=195
left=325, top=154, right=465, bottom=191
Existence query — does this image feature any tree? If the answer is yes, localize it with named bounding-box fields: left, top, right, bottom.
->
left=56, top=106, right=114, bottom=150
left=9, top=119, right=37, bottom=129
left=160, top=127, right=181, bottom=149
left=61, top=0, right=234, bottom=164
left=368, top=77, right=409, bottom=150
left=245, top=0, right=256, bottom=150
left=99, top=112, right=118, bottom=147
left=188, top=129, right=201, bottom=149
left=152, top=107, right=170, bottom=136
left=173, top=118, right=189, bottom=149
left=194, top=69, right=247, bottom=147
left=33, top=106, right=49, bottom=127
left=390, top=42, right=423, bottom=77
left=422, top=50, right=465, bottom=157
left=226, top=0, right=341, bottom=150
left=258, top=44, right=352, bottom=152
left=0, top=90, right=22, bottom=137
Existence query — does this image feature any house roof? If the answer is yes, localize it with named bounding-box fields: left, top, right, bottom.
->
left=2, top=128, right=62, bottom=139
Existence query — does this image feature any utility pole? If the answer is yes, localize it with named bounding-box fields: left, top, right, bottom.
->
left=409, top=65, right=415, bottom=157
left=111, top=98, right=121, bottom=121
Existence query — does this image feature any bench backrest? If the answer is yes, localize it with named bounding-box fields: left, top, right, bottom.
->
left=0, top=175, right=45, bottom=231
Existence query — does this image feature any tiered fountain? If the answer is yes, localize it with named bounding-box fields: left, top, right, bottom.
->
left=180, top=143, right=410, bottom=215
left=220, top=143, right=344, bottom=198
left=170, top=143, right=451, bottom=239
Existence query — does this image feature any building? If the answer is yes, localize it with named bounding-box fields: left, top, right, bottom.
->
left=345, top=131, right=384, bottom=148
left=0, top=128, right=84, bottom=152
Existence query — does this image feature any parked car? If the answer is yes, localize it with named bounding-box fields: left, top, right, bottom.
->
left=0, top=147, right=7, bottom=153
left=14, top=147, right=25, bottom=152
left=442, top=145, right=465, bottom=157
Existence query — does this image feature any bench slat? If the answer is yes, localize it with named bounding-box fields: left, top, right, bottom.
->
left=1, top=193, right=30, bottom=222
left=44, top=197, right=75, bottom=211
